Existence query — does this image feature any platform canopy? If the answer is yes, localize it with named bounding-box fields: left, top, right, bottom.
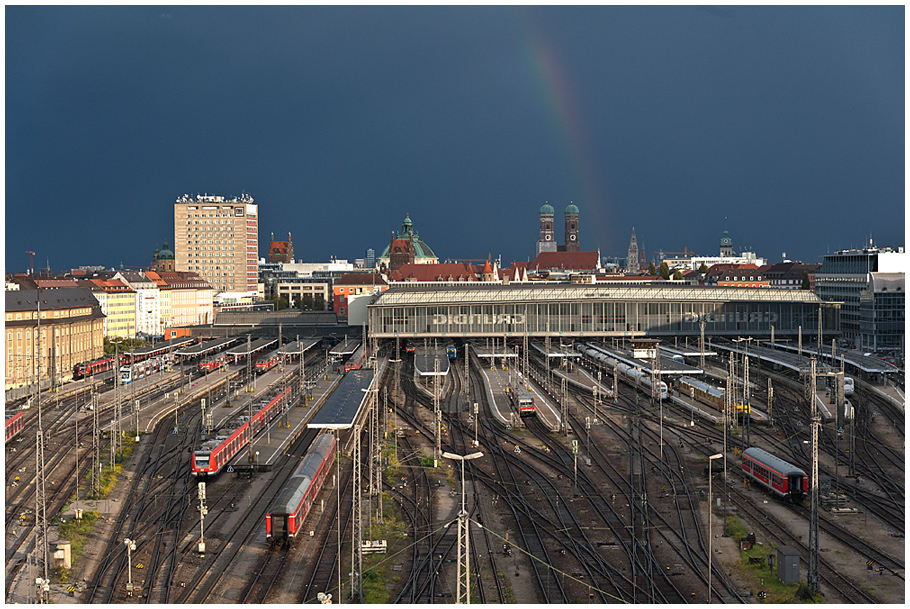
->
left=309, top=369, right=374, bottom=430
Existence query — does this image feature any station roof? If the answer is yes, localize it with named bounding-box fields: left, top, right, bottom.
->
left=370, top=283, right=825, bottom=307
left=709, top=340, right=835, bottom=374
left=127, top=336, right=195, bottom=358
left=225, top=337, right=277, bottom=357
left=767, top=341, right=898, bottom=374
left=414, top=346, right=449, bottom=376
left=531, top=342, right=581, bottom=358
left=330, top=337, right=362, bottom=356
left=175, top=336, right=237, bottom=357
left=472, top=344, right=517, bottom=358
left=660, top=345, right=717, bottom=358
left=279, top=337, right=320, bottom=355
left=308, top=369, right=374, bottom=429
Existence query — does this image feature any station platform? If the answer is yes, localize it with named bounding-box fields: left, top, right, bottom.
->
left=550, top=365, right=616, bottom=399
left=709, top=340, right=835, bottom=376
left=476, top=365, right=522, bottom=428
left=472, top=343, right=517, bottom=361
left=768, top=341, right=899, bottom=376
left=330, top=337, right=361, bottom=356
left=279, top=337, right=320, bottom=356
left=414, top=346, right=449, bottom=376
left=225, top=337, right=278, bottom=361
left=126, top=336, right=195, bottom=360
left=531, top=341, right=582, bottom=359
left=175, top=336, right=237, bottom=358
left=246, top=365, right=345, bottom=470
left=660, top=344, right=716, bottom=359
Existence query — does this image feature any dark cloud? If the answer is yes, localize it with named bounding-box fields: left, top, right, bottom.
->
left=5, top=6, right=904, bottom=271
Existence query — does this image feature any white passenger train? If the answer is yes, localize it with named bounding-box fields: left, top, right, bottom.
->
left=576, top=343, right=668, bottom=399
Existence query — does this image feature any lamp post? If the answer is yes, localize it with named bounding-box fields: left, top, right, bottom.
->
left=442, top=451, right=483, bottom=604
left=124, top=538, right=136, bottom=596
left=707, top=453, right=722, bottom=604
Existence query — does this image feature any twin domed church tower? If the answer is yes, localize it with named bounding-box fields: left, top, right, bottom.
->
left=536, top=203, right=580, bottom=256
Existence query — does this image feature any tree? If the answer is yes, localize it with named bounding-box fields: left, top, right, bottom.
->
left=698, top=262, right=709, bottom=274
left=647, top=261, right=657, bottom=275
left=801, top=270, right=810, bottom=290
left=659, top=261, right=670, bottom=280
left=673, top=269, right=683, bottom=281
left=300, top=294, right=314, bottom=310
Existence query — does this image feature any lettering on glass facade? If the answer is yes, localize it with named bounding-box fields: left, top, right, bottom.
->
left=432, top=314, right=526, bottom=326
left=685, top=311, right=779, bottom=324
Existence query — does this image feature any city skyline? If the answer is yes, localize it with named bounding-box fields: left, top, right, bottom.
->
left=6, top=6, right=905, bottom=272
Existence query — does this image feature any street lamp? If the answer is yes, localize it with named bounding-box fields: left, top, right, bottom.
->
left=707, top=453, right=722, bottom=604
left=442, top=451, right=483, bottom=604
left=124, top=538, right=136, bottom=596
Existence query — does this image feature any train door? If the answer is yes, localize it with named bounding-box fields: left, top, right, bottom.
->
left=788, top=474, right=804, bottom=499
left=272, top=514, right=288, bottom=539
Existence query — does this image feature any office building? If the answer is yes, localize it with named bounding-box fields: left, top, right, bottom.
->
left=174, top=193, right=258, bottom=292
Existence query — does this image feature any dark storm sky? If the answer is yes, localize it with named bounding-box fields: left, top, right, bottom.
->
left=5, top=6, right=905, bottom=272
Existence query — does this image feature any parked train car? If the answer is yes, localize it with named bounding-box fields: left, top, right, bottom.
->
left=344, top=344, right=367, bottom=372
left=191, top=385, right=291, bottom=476
left=255, top=350, right=281, bottom=374
left=741, top=447, right=807, bottom=503
left=73, top=354, right=122, bottom=380
left=735, top=401, right=751, bottom=419
left=5, top=411, right=25, bottom=443
left=266, top=433, right=336, bottom=541
left=679, top=376, right=725, bottom=409
left=119, top=357, right=165, bottom=385
left=507, top=383, right=536, bottom=417
left=576, top=344, right=668, bottom=399
left=199, top=356, right=226, bottom=373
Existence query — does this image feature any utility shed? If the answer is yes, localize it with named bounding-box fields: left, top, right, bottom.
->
left=776, top=546, right=801, bottom=584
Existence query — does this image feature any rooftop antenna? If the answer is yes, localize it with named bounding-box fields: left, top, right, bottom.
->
left=26, top=251, right=35, bottom=276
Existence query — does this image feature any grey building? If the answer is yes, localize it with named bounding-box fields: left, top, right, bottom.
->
left=814, top=244, right=904, bottom=348
left=859, top=273, right=904, bottom=354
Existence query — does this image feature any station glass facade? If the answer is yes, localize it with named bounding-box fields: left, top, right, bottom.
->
left=368, top=285, right=837, bottom=339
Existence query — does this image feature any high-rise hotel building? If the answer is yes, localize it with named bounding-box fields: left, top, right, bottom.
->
left=174, top=193, right=258, bottom=293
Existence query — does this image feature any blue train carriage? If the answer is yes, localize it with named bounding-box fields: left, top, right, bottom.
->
left=507, top=383, right=536, bottom=417
left=741, top=447, right=807, bottom=503
left=446, top=344, right=458, bottom=360
left=267, top=433, right=337, bottom=540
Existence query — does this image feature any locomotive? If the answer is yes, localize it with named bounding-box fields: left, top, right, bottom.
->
left=741, top=447, right=807, bottom=503
left=266, top=433, right=336, bottom=541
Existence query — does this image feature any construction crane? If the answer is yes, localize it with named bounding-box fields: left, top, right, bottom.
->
left=25, top=251, right=35, bottom=276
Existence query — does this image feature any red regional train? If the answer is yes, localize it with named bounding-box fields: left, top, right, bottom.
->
left=507, top=383, right=536, bottom=417
left=255, top=350, right=281, bottom=374
left=266, top=433, right=336, bottom=541
left=5, top=411, right=25, bottom=443
left=199, top=356, right=226, bottom=373
left=741, top=447, right=808, bottom=503
left=191, top=386, right=291, bottom=476
left=73, top=354, right=124, bottom=379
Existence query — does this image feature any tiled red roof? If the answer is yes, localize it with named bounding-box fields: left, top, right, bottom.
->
left=528, top=251, right=599, bottom=272
left=337, top=273, right=388, bottom=286
left=389, top=263, right=476, bottom=282
left=270, top=241, right=289, bottom=254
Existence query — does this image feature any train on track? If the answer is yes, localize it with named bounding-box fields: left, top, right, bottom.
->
left=191, top=386, right=292, bottom=477
left=199, top=356, right=226, bottom=373
left=844, top=376, right=854, bottom=395
left=266, top=432, right=336, bottom=541
left=576, top=344, right=668, bottom=400
left=255, top=350, right=281, bottom=374
left=344, top=344, right=367, bottom=372
left=119, top=356, right=167, bottom=384
left=507, top=383, right=536, bottom=417
left=679, top=376, right=724, bottom=409
left=741, top=447, right=807, bottom=503
left=73, top=354, right=124, bottom=379
left=446, top=345, right=458, bottom=360
left=5, top=411, right=25, bottom=443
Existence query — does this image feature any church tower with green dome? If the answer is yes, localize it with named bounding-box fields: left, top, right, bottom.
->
left=536, top=203, right=557, bottom=256
left=378, top=214, right=439, bottom=272
left=564, top=203, right=579, bottom=252
left=720, top=218, right=733, bottom=257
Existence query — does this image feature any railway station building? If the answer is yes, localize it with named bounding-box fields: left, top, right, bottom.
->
left=367, top=283, right=837, bottom=340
